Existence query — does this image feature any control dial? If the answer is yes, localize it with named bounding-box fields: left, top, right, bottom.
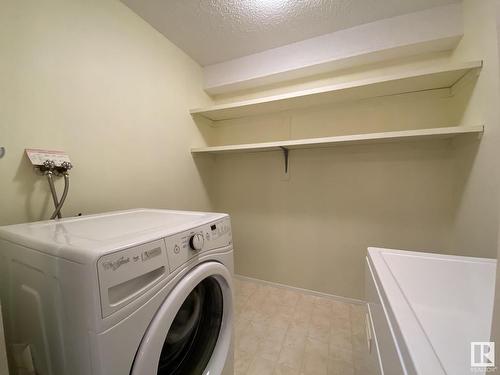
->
left=189, top=233, right=204, bottom=251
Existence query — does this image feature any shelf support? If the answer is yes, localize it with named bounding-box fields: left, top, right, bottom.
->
left=280, top=147, right=289, bottom=174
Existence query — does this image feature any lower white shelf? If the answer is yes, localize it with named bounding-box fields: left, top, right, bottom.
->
left=191, top=125, right=484, bottom=154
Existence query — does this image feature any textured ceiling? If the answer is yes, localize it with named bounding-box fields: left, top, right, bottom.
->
left=121, top=0, right=461, bottom=66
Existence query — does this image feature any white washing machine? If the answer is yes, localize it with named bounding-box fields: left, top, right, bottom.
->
left=0, top=209, right=234, bottom=375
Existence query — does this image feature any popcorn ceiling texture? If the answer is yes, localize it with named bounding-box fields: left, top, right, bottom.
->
left=121, top=0, right=460, bottom=65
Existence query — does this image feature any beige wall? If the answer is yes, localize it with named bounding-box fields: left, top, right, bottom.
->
left=207, top=88, right=464, bottom=300
left=449, top=0, right=500, bottom=257
left=0, top=0, right=214, bottom=226
left=197, top=0, right=500, bottom=299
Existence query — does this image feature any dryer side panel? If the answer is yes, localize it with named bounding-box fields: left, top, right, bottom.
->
left=0, top=240, right=92, bottom=375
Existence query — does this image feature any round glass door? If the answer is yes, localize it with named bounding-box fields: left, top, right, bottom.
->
left=157, top=276, right=224, bottom=375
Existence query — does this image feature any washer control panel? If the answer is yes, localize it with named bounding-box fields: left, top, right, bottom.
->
left=165, top=217, right=232, bottom=272
left=97, top=216, right=231, bottom=317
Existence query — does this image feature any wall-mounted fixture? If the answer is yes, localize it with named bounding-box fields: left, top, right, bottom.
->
left=280, top=147, right=289, bottom=175
left=0, top=147, right=5, bottom=159
left=191, top=125, right=485, bottom=176
left=25, top=149, right=73, bottom=219
left=191, top=60, right=484, bottom=176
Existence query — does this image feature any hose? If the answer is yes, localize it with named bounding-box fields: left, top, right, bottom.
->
left=46, top=172, right=61, bottom=219
left=50, top=173, right=70, bottom=220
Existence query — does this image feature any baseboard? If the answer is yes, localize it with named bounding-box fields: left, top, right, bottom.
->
left=234, top=274, right=365, bottom=305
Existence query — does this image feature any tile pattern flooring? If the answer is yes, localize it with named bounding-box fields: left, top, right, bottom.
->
left=234, top=277, right=370, bottom=375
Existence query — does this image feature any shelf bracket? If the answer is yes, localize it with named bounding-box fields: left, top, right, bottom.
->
left=280, top=147, right=289, bottom=174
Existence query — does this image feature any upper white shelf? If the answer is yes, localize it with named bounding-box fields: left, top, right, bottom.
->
left=190, top=61, right=482, bottom=121
left=191, top=125, right=484, bottom=154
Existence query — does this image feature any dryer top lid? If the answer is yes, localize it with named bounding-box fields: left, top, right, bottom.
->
left=0, top=209, right=228, bottom=263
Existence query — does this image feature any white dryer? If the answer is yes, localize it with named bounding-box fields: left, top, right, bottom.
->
left=0, top=209, right=234, bottom=375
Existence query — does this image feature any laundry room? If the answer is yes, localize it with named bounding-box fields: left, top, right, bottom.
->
left=1, top=1, right=500, bottom=375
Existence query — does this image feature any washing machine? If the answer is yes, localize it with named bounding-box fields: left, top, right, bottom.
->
left=0, top=208, right=234, bottom=375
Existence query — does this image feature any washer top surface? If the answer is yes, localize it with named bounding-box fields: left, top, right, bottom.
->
left=0, top=209, right=227, bottom=263
left=368, top=247, right=496, bottom=375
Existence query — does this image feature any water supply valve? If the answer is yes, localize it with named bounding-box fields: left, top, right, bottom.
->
left=25, top=149, right=73, bottom=220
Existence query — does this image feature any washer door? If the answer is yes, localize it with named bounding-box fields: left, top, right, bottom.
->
left=130, top=262, right=233, bottom=375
